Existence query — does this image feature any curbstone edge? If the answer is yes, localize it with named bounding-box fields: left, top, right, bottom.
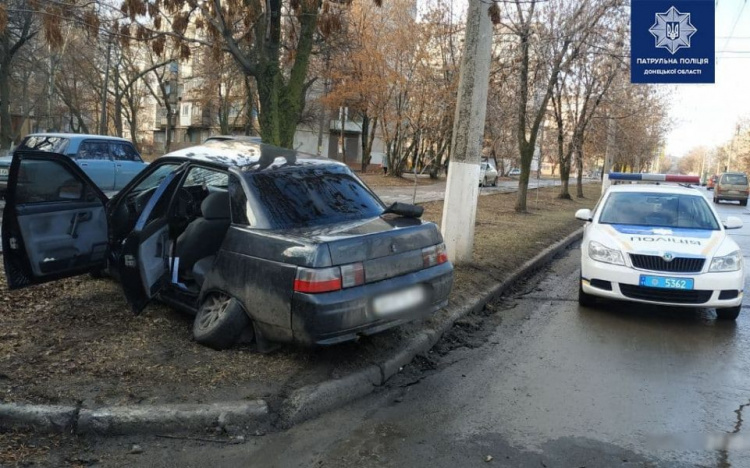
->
left=0, top=403, right=78, bottom=432
left=76, top=400, right=268, bottom=436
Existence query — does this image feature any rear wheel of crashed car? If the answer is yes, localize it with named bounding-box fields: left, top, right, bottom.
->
left=193, top=293, right=251, bottom=350
left=578, top=280, right=596, bottom=308
left=716, top=306, right=741, bottom=321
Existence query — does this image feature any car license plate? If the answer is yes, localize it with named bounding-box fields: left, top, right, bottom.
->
left=0, top=168, right=7, bottom=177
left=639, top=275, right=694, bottom=290
left=373, top=286, right=425, bottom=315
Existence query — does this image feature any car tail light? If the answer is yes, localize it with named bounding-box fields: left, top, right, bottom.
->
left=294, top=267, right=342, bottom=293
left=341, top=262, right=365, bottom=288
left=423, top=243, right=449, bottom=268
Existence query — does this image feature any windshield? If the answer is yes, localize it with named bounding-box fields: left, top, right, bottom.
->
left=599, top=192, right=720, bottom=230
left=721, top=174, right=747, bottom=185
left=244, top=166, right=384, bottom=229
left=130, top=163, right=180, bottom=194
left=17, top=136, right=69, bottom=153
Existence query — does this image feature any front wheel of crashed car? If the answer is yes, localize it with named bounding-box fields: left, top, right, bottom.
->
left=193, top=293, right=251, bottom=350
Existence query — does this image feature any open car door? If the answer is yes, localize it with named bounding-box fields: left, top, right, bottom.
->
left=117, top=164, right=186, bottom=314
left=2, top=151, right=109, bottom=289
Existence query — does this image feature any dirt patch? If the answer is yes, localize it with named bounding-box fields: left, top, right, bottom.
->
left=0, top=184, right=599, bottom=439
left=357, top=172, right=442, bottom=187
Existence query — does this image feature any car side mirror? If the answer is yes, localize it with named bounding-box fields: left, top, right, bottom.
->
left=724, top=216, right=743, bottom=230
left=575, top=209, right=592, bottom=222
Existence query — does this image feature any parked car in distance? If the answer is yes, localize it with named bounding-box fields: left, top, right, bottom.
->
left=2, top=140, right=453, bottom=350
left=203, top=135, right=262, bottom=144
left=479, top=161, right=498, bottom=187
left=508, top=168, right=521, bottom=176
left=706, top=174, right=718, bottom=190
left=714, top=172, right=749, bottom=206
left=0, top=133, right=146, bottom=196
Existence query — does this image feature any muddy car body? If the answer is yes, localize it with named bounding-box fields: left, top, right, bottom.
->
left=2, top=141, right=453, bottom=349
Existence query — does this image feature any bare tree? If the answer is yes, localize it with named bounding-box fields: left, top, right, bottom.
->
left=498, top=0, right=621, bottom=212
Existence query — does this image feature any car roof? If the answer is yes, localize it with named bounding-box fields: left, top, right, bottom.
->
left=24, top=132, right=132, bottom=143
left=162, top=140, right=347, bottom=170
left=606, top=184, right=702, bottom=196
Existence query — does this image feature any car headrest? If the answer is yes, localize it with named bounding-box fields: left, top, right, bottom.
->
left=201, top=191, right=230, bottom=220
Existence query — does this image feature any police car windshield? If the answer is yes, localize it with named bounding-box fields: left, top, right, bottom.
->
left=599, top=192, right=720, bottom=230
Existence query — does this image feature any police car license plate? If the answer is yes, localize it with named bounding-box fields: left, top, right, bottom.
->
left=373, top=286, right=425, bottom=315
left=639, top=275, right=694, bottom=290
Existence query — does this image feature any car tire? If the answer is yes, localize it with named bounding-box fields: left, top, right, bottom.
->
left=578, top=280, right=596, bottom=308
left=714, top=197, right=719, bottom=203
left=741, top=200, right=748, bottom=207
left=481, top=177, right=487, bottom=187
left=717, top=306, right=741, bottom=321
left=193, top=293, right=251, bottom=350
left=492, top=177, right=497, bottom=187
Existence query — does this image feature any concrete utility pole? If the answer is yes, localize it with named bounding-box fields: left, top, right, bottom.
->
left=440, top=0, right=493, bottom=263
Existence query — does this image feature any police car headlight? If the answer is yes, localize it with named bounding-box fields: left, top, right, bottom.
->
left=588, top=241, right=624, bottom=266
left=709, top=251, right=742, bottom=272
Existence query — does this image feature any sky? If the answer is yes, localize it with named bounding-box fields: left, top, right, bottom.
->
left=665, top=0, right=750, bottom=157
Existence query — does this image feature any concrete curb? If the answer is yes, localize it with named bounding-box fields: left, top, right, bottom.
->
left=1, top=228, right=582, bottom=435
left=281, top=227, right=584, bottom=426
left=0, top=400, right=268, bottom=436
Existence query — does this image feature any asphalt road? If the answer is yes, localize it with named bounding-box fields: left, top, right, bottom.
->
left=84, top=186, right=750, bottom=467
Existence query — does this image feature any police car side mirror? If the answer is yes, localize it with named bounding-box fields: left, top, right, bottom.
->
left=575, top=209, right=592, bottom=222
left=723, top=216, right=743, bottom=230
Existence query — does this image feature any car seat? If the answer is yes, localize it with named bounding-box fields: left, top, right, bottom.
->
left=176, top=191, right=230, bottom=285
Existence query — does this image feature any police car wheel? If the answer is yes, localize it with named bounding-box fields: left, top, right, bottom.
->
left=578, top=281, right=596, bottom=308
left=716, top=306, right=741, bottom=321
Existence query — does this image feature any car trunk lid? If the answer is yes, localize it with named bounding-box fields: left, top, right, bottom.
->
left=285, top=215, right=442, bottom=282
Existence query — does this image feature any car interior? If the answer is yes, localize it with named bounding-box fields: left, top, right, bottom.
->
left=111, top=164, right=233, bottom=294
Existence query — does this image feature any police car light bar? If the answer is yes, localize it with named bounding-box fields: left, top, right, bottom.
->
left=608, top=173, right=700, bottom=184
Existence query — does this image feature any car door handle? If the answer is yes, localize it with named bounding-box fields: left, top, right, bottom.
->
left=80, top=163, right=88, bottom=167
left=68, top=212, right=92, bottom=238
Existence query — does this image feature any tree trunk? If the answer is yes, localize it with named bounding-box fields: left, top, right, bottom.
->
left=244, top=76, right=255, bottom=136
left=0, top=62, right=12, bottom=151
left=515, top=143, right=535, bottom=211
left=576, top=141, right=585, bottom=198
left=164, top=103, right=173, bottom=153
left=360, top=113, right=371, bottom=172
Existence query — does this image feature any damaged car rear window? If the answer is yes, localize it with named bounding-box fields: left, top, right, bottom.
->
left=245, top=166, right=384, bottom=228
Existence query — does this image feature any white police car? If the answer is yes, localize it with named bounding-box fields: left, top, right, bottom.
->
left=577, top=173, right=745, bottom=320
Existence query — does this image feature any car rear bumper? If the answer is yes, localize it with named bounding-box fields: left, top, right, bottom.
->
left=290, top=262, right=453, bottom=345
left=582, top=258, right=744, bottom=308
left=716, top=192, right=748, bottom=201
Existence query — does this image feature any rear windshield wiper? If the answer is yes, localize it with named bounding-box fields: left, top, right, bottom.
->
left=383, top=202, right=423, bottom=218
